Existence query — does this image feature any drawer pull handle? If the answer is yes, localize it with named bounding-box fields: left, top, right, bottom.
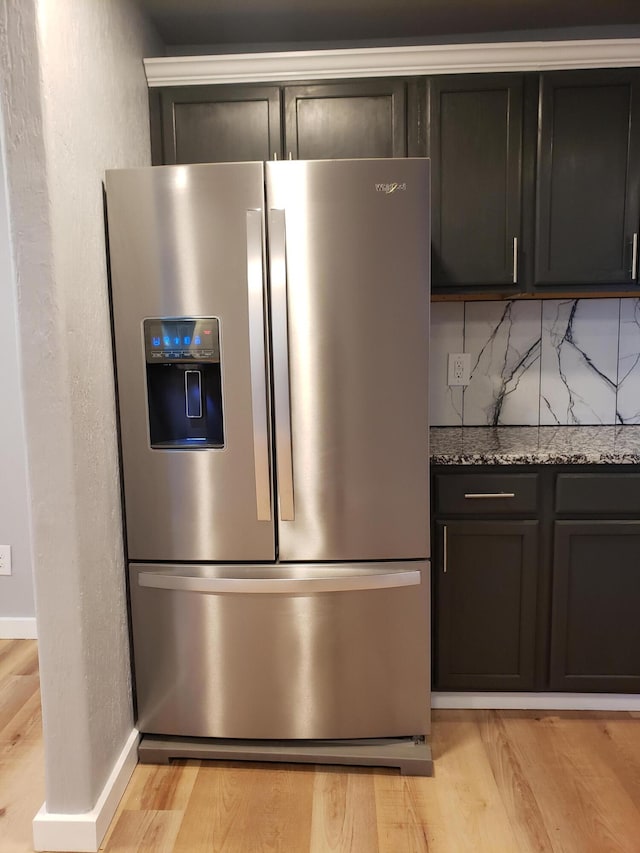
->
left=443, top=525, right=448, bottom=574
left=464, top=492, right=516, bottom=499
left=138, top=569, right=420, bottom=594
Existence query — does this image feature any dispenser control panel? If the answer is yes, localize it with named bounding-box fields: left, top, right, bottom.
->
left=144, top=318, right=220, bottom=362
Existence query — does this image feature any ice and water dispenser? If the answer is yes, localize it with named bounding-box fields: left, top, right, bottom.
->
left=143, top=318, right=224, bottom=449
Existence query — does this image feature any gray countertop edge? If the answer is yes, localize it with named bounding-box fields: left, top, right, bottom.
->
left=429, top=426, right=640, bottom=466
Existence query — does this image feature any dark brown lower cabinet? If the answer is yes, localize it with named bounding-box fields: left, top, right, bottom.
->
left=435, top=520, right=538, bottom=690
left=549, top=521, right=640, bottom=692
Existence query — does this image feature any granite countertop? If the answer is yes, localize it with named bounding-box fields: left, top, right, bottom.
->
left=430, top=426, right=640, bottom=465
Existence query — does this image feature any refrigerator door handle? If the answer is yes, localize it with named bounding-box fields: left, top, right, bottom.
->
left=246, top=209, right=272, bottom=522
left=268, top=208, right=295, bottom=521
left=138, top=569, right=421, bottom=594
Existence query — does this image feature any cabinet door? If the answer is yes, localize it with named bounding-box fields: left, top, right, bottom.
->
left=535, top=70, right=640, bottom=287
left=550, top=521, right=640, bottom=692
left=284, top=80, right=406, bottom=160
left=435, top=520, right=538, bottom=690
left=428, top=75, right=524, bottom=291
left=155, top=85, right=282, bottom=164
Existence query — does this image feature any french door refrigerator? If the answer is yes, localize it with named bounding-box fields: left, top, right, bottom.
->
left=106, top=158, right=431, bottom=768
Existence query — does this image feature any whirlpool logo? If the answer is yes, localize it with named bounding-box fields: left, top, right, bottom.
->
left=375, top=182, right=407, bottom=194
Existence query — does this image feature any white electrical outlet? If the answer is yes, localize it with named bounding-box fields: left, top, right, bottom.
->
left=0, top=545, right=11, bottom=576
left=447, top=352, right=471, bottom=386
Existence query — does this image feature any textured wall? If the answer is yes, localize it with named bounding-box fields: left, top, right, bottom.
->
left=0, top=108, right=34, bottom=620
left=0, top=0, right=160, bottom=814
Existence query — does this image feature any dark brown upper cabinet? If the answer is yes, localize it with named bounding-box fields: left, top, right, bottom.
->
left=152, top=85, right=282, bottom=165
left=149, top=69, right=640, bottom=295
left=535, top=70, right=640, bottom=288
left=283, top=79, right=407, bottom=160
left=427, top=74, right=527, bottom=293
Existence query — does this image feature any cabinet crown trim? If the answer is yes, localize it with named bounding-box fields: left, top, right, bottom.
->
left=145, top=39, right=640, bottom=87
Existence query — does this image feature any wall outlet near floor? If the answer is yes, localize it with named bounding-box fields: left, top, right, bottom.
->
left=0, top=545, right=11, bottom=576
left=448, top=352, right=471, bottom=386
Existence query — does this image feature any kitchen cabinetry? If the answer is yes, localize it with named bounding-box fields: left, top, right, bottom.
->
left=427, top=74, right=529, bottom=293
left=284, top=80, right=408, bottom=159
left=427, top=68, right=640, bottom=294
left=151, top=79, right=412, bottom=165
left=436, top=520, right=538, bottom=690
left=433, top=466, right=640, bottom=693
left=433, top=472, right=540, bottom=690
left=549, top=473, right=640, bottom=692
left=152, top=85, right=282, bottom=164
left=535, top=70, right=640, bottom=288
left=150, top=68, right=640, bottom=295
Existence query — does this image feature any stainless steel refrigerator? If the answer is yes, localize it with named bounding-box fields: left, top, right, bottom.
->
left=106, top=158, right=431, bottom=771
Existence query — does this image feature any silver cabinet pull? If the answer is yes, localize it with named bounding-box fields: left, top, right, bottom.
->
left=512, top=236, right=518, bottom=284
left=633, top=233, right=638, bottom=281
left=464, top=492, right=516, bottom=499
left=268, top=208, right=295, bottom=521
left=246, top=210, right=272, bottom=522
left=138, top=569, right=420, bottom=595
left=443, top=525, right=448, bottom=574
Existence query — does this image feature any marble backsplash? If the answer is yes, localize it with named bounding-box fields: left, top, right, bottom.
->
left=430, top=298, right=640, bottom=426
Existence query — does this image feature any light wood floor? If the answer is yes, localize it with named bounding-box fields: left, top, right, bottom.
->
left=2, top=640, right=640, bottom=852
left=0, top=639, right=45, bottom=853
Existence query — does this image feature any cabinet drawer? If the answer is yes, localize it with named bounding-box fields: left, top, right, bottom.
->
left=556, top=473, right=640, bottom=515
left=435, top=474, right=538, bottom=515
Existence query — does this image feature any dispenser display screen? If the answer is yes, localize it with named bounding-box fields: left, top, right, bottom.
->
left=144, top=318, right=220, bottom=362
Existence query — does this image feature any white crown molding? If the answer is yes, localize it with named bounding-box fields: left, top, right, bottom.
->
left=144, top=39, right=640, bottom=87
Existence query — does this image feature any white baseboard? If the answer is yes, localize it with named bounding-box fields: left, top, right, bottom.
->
left=433, top=692, right=640, bottom=711
left=0, top=617, right=37, bottom=639
left=32, top=728, right=139, bottom=852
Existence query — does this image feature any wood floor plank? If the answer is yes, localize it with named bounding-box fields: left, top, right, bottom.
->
left=501, top=712, right=596, bottom=853
left=310, top=766, right=379, bottom=853
left=0, top=687, right=43, bottom=758
left=0, top=640, right=38, bottom=682
left=479, top=709, right=556, bottom=853
left=592, top=714, right=640, bottom=810
left=550, top=713, right=640, bottom=851
left=0, top=659, right=44, bottom=853
left=121, top=760, right=201, bottom=812
left=171, top=761, right=315, bottom=852
left=0, top=739, right=45, bottom=853
left=0, top=643, right=44, bottom=853
left=374, top=771, right=430, bottom=853
left=499, top=711, right=640, bottom=853
left=409, top=711, right=522, bottom=853
left=0, top=675, right=39, bottom=736
left=101, top=761, right=200, bottom=850
left=100, top=810, right=184, bottom=853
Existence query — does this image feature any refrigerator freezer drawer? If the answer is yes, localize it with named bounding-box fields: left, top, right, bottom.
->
left=130, top=562, right=430, bottom=740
